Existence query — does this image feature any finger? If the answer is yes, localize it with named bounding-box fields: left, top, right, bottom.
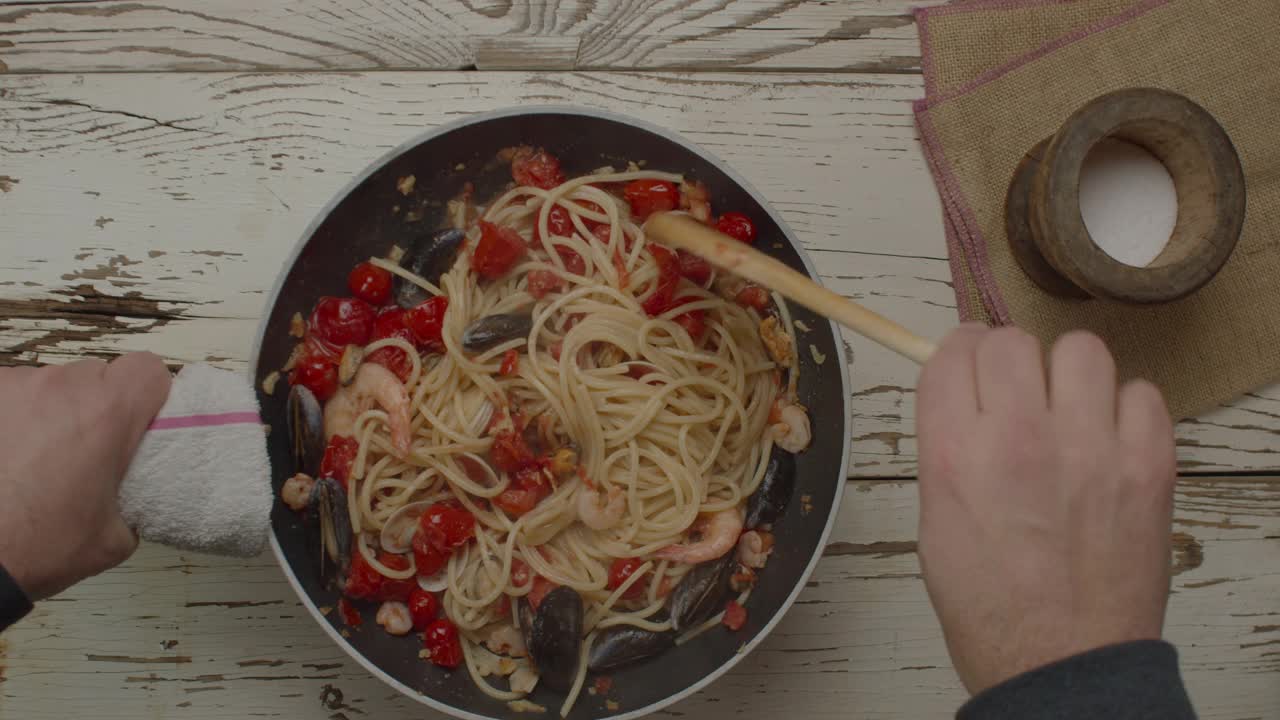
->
left=1117, top=379, right=1176, bottom=491
left=105, top=352, right=173, bottom=446
left=974, top=326, right=1047, bottom=415
left=1049, top=331, right=1118, bottom=432
left=917, top=323, right=986, bottom=441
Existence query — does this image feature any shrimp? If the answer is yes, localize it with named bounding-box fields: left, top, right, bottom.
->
left=737, top=530, right=775, bottom=569
left=759, top=316, right=793, bottom=366
left=656, top=507, right=744, bottom=564
left=281, top=472, right=315, bottom=512
left=376, top=601, right=412, bottom=636
left=577, top=485, right=626, bottom=531
left=324, top=362, right=412, bottom=457
left=770, top=400, right=811, bottom=453
left=484, top=624, right=528, bottom=658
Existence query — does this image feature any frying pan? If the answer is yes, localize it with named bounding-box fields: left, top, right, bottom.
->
left=251, top=107, right=850, bottom=720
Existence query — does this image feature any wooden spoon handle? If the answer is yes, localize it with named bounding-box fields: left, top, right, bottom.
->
left=644, top=212, right=937, bottom=365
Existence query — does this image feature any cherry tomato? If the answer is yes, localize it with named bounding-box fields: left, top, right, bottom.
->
left=534, top=204, right=573, bottom=243
left=347, top=261, right=393, bottom=306
left=319, top=435, right=360, bottom=488
left=288, top=352, right=339, bottom=401
left=489, top=430, right=535, bottom=473
left=472, top=221, right=528, bottom=280
left=344, top=549, right=385, bottom=600
left=676, top=250, right=711, bottom=286
left=407, top=588, right=440, bottom=631
left=373, top=306, right=409, bottom=339
left=404, top=296, right=449, bottom=349
left=557, top=246, right=586, bottom=276
left=338, top=597, right=362, bottom=627
left=716, top=212, right=757, bottom=244
left=376, top=551, right=416, bottom=603
left=310, top=296, right=376, bottom=349
left=511, top=147, right=565, bottom=190
left=419, top=502, right=476, bottom=551
left=527, top=576, right=557, bottom=610
left=510, top=558, right=532, bottom=588
left=412, top=530, right=448, bottom=578
left=735, top=285, right=770, bottom=310
left=526, top=269, right=563, bottom=299
left=590, top=223, right=613, bottom=246
left=672, top=299, right=706, bottom=341
left=607, top=558, right=649, bottom=600
left=640, top=244, right=680, bottom=316
left=499, top=349, right=520, bottom=377
left=423, top=618, right=463, bottom=668
left=624, top=179, right=679, bottom=219
left=722, top=600, right=747, bottom=631
left=493, top=465, right=550, bottom=518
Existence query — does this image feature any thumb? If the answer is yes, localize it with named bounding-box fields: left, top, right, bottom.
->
left=105, top=352, right=173, bottom=444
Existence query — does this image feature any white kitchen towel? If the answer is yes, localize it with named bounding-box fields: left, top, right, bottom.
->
left=118, top=363, right=272, bottom=557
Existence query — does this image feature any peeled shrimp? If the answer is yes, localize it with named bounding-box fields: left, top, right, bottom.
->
left=737, top=530, right=775, bottom=569
left=484, top=624, right=527, bottom=658
left=376, top=601, right=412, bottom=636
left=324, top=362, right=412, bottom=457
left=770, top=400, right=811, bottom=453
left=281, top=472, right=315, bottom=512
left=577, top=485, right=626, bottom=531
left=656, top=507, right=744, bottom=564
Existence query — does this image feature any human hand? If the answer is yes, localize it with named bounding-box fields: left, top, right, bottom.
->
left=0, top=354, right=171, bottom=600
left=915, top=325, right=1176, bottom=695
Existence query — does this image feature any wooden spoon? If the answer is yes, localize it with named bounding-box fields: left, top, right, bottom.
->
left=644, top=212, right=937, bottom=365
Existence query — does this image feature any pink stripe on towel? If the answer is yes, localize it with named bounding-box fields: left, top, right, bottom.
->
left=149, top=411, right=262, bottom=431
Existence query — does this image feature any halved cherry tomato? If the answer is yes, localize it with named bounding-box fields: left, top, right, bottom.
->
left=534, top=204, right=573, bottom=244
left=412, top=530, right=448, bottom=578
left=338, top=597, right=362, bottom=627
left=676, top=250, right=711, bottom=286
left=722, top=600, right=747, bottom=630
left=472, top=221, right=527, bottom=280
left=527, top=576, right=557, bottom=610
left=526, top=269, right=563, bottom=299
left=404, top=295, right=449, bottom=350
left=493, top=465, right=550, bottom=518
left=419, top=502, right=476, bottom=551
left=407, top=588, right=439, bottom=631
left=716, top=212, right=757, bottom=244
left=499, top=349, right=520, bottom=377
left=344, top=549, right=384, bottom=600
left=310, top=296, right=375, bottom=349
left=735, top=285, right=770, bottom=310
left=490, top=430, right=536, bottom=473
left=376, top=551, right=416, bottom=603
left=669, top=296, right=706, bottom=341
left=607, top=558, right=649, bottom=600
left=347, top=262, right=393, bottom=306
left=319, top=435, right=360, bottom=488
left=372, top=306, right=409, bottom=339
left=641, top=244, right=680, bottom=316
left=510, top=558, right=532, bottom=588
left=423, top=618, right=463, bottom=668
left=590, top=223, right=613, bottom=246
left=557, top=246, right=587, bottom=276
left=511, top=147, right=565, bottom=190
left=288, top=352, right=339, bottom=401
left=624, top=179, right=679, bottom=219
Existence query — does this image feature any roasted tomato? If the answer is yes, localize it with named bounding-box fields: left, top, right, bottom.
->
left=493, top=465, right=551, bottom=518
left=472, top=221, right=528, bottom=280
left=376, top=551, right=416, bottom=603
left=423, top=618, right=463, bottom=668
left=624, top=179, right=679, bottom=219
left=319, top=435, right=360, bottom=488
left=722, top=600, right=747, bottom=630
left=677, top=250, right=711, bottom=286
left=499, top=349, right=520, bottom=377
left=716, top=212, right=757, bottom=244
left=526, top=269, right=563, bottom=299
left=509, top=558, right=533, bottom=588
left=640, top=244, right=680, bottom=316
left=347, top=262, right=393, bottom=306
left=534, top=204, right=573, bottom=244
left=412, top=530, right=448, bottom=578
left=490, top=429, right=536, bottom=473
left=511, top=147, right=565, bottom=190
left=407, top=588, right=440, bottom=631
left=310, top=296, right=375, bottom=349
left=557, top=246, right=587, bottom=276
left=344, top=550, right=385, bottom=600
left=527, top=576, right=557, bottom=610
left=288, top=352, right=339, bottom=401
left=419, top=502, right=476, bottom=551
left=405, top=296, right=449, bottom=350
left=735, top=285, right=770, bottom=310
left=607, top=558, right=649, bottom=600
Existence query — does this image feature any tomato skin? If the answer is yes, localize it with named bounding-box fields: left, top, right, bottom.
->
left=472, top=221, right=528, bottom=279
left=607, top=558, right=649, bottom=599
left=716, top=212, right=757, bottom=244
left=407, top=588, right=440, bottom=631
left=419, top=502, right=476, bottom=551
left=423, top=618, right=464, bottom=669
left=289, top=353, right=339, bottom=401
left=722, top=600, right=747, bottom=631
left=676, top=250, right=711, bottom=286
left=338, top=597, right=362, bottom=627
left=526, top=269, right=563, bottom=299
left=735, top=285, right=770, bottom=310
left=404, top=296, right=449, bottom=349
left=373, top=306, right=409, bottom=338
left=376, top=551, right=416, bottom=603
left=499, top=349, right=520, bottom=377
left=557, top=246, right=587, bottom=276
left=489, top=430, right=536, bottom=473
left=667, top=296, right=705, bottom=341
left=535, top=204, right=574, bottom=243
left=344, top=550, right=384, bottom=600
left=319, top=435, right=360, bottom=488
left=412, top=530, right=448, bottom=577
left=527, top=576, right=557, bottom=610
left=509, top=558, right=532, bottom=588
left=310, top=296, right=376, bottom=349
left=624, top=179, right=679, bottom=219
left=511, top=147, right=565, bottom=190
left=641, top=245, right=681, bottom=316
left=347, top=262, right=393, bottom=306
left=493, top=465, right=550, bottom=518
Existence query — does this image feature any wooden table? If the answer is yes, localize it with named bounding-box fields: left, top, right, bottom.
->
left=1, top=2, right=1277, bottom=718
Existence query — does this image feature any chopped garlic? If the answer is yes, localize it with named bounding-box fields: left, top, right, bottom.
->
left=261, top=370, right=280, bottom=396
left=809, top=344, right=827, bottom=365
left=397, top=174, right=416, bottom=195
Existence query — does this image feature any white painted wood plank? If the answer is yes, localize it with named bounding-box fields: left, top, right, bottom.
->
left=2, top=478, right=1277, bottom=719
left=0, top=0, right=941, bottom=74
left=1, top=71, right=1277, bottom=474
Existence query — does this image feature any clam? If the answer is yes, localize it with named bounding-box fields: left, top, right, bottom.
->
left=744, top=446, right=796, bottom=530
left=417, top=571, right=448, bottom=593
left=667, top=554, right=736, bottom=633
left=305, top=477, right=352, bottom=589
left=379, top=500, right=431, bottom=554
left=587, top=626, right=674, bottom=673
left=287, top=384, right=324, bottom=475
left=519, top=587, right=584, bottom=692
left=396, top=228, right=465, bottom=308
left=462, top=313, right=533, bottom=352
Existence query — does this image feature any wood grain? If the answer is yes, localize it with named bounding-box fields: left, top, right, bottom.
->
left=0, top=0, right=938, bottom=74
left=1, top=71, right=1277, bottom=475
left=1, top=477, right=1276, bottom=719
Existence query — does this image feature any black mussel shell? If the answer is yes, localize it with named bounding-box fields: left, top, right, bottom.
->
left=461, top=313, right=533, bottom=352
left=287, top=384, right=324, bottom=476
left=667, top=555, right=736, bottom=633
left=744, top=447, right=796, bottom=529
left=306, top=477, right=351, bottom=590
left=521, top=586, right=584, bottom=692
left=396, top=228, right=465, bottom=308
left=587, top=626, right=674, bottom=673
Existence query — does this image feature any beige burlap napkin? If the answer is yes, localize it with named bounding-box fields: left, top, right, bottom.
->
left=913, top=0, right=1280, bottom=419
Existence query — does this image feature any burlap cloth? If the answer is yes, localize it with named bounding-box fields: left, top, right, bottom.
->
left=913, top=0, right=1280, bottom=419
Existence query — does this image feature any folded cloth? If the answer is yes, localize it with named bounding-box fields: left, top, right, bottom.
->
left=913, top=0, right=1280, bottom=420
left=118, top=363, right=272, bottom=557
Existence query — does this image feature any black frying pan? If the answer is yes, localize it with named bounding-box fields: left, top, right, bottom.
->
left=251, top=108, right=850, bottom=720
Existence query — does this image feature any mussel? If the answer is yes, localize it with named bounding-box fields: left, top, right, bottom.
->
left=396, top=228, right=465, bottom=308
left=305, top=477, right=352, bottom=590
left=587, top=626, right=674, bottom=673
left=462, top=313, right=533, bottom=352
left=519, top=587, right=584, bottom=692
left=667, top=554, right=737, bottom=633
left=287, top=384, right=324, bottom=475
left=744, top=446, right=796, bottom=530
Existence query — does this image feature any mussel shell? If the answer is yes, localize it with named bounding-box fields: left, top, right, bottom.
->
left=587, top=626, right=674, bottom=673
left=520, top=587, right=584, bottom=692
left=461, top=313, right=533, bottom=352
left=306, top=477, right=352, bottom=590
left=744, top=446, right=796, bottom=530
left=396, top=228, right=465, bottom=308
left=667, top=554, right=736, bottom=633
left=287, top=384, right=324, bottom=476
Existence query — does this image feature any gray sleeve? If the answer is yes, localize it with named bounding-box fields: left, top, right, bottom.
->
left=958, top=640, right=1197, bottom=720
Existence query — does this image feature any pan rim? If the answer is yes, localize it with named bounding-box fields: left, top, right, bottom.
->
left=250, top=104, right=851, bottom=720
